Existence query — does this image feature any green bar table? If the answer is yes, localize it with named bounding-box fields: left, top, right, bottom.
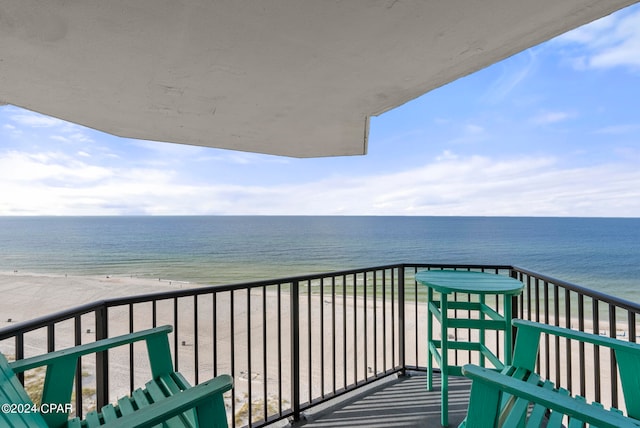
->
left=415, top=270, right=524, bottom=427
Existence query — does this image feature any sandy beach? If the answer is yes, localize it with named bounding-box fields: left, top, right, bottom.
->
left=0, top=271, right=189, bottom=325
left=0, top=272, right=203, bottom=416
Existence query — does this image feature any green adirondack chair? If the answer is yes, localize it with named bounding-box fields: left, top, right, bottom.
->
left=0, top=325, right=232, bottom=428
left=461, top=365, right=640, bottom=428
left=460, top=319, right=640, bottom=428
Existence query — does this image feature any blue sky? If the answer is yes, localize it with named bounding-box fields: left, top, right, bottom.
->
left=1, top=5, right=640, bottom=217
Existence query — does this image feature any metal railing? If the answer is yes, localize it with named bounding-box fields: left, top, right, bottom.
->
left=511, top=266, right=640, bottom=412
left=1, top=263, right=638, bottom=426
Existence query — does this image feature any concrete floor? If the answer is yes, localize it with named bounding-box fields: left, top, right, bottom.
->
left=294, top=372, right=471, bottom=428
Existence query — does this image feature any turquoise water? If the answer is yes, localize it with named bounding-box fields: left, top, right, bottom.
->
left=0, top=216, right=638, bottom=300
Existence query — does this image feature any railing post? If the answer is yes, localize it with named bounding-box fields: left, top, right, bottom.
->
left=291, top=280, right=301, bottom=422
left=15, top=333, right=24, bottom=385
left=74, top=316, right=84, bottom=419
left=95, top=304, right=109, bottom=409
left=398, top=266, right=406, bottom=374
left=46, top=323, right=55, bottom=353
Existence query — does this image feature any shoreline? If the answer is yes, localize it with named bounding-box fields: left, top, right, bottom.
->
left=2, top=270, right=637, bottom=336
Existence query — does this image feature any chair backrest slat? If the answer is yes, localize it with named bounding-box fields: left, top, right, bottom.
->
left=0, top=354, right=48, bottom=427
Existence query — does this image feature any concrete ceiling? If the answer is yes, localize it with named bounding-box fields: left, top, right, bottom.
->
left=0, top=1, right=637, bottom=158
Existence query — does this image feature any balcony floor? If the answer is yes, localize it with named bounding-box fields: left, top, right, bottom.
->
left=296, top=372, right=471, bottom=428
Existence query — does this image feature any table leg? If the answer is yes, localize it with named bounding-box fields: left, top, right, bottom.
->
left=504, top=294, right=513, bottom=366
left=426, top=286, right=434, bottom=391
left=440, top=292, right=449, bottom=427
left=479, top=294, right=485, bottom=368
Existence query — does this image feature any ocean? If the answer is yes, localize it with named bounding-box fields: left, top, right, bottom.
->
left=0, top=216, right=638, bottom=301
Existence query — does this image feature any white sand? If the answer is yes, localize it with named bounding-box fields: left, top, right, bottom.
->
left=0, top=272, right=199, bottom=416
left=0, top=271, right=187, bottom=326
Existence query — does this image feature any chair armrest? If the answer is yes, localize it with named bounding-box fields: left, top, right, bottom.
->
left=513, top=319, right=640, bottom=354
left=7, top=325, right=175, bottom=427
left=511, top=319, right=640, bottom=420
left=462, top=364, right=640, bottom=428
left=104, top=374, right=233, bottom=428
left=9, top=325, right=173, bottom=373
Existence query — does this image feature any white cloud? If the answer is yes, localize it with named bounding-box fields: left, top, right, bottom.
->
left=10, top=113, right=66, bottom=128
left=200, top=155, right=638, bottom=217
left=557, top=6, right=640, bottom=70
left=194, top=150, right=290, bottom=165
left=531, top=111, right=575, bottom=125
left=0, top=151, right=112, bottom=184
left=3, top=107, right=95, bottom=143
left=68, top=132, right=94, bottom=144
left=436, top=150, right=458, bottom=161
left=0, top=150, right=180, bottom=215
left=558, top=13, right=617, bottom=46
left=485, top=50, right=537, bottom=102
left=2, top=150, right=638, bottom=217
left=594, top=124, right=640, bottom=134
left=2, top=122, right=22, bottom=137
left=51, top=135, right=71, bottom=143
left=447, top=122, right=490, bottom=145
left=280, top=156, right=639, bottom=217
left=127, top=139, right=289, bottom=166
left=465, top=124, right=485, bottom=134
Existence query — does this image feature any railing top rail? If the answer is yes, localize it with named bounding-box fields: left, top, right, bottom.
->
left=0, top=299, right=107, bottom=340
left=405, top=263, right=514, bottom=271
left=511, top=265, right=640, bottom=313
left=2, top=263, right=638, bottom=340
left=409, top=263, right=640, bottom=313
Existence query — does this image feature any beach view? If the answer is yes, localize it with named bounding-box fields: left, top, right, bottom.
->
left=0, top=216, right=638, bottom=425
left=1, top=1, right=640, bottom=427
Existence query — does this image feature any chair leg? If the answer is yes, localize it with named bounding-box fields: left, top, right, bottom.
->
left=196, top=393, right=228, bottom=428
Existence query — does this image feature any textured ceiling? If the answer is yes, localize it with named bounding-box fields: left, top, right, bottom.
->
left=0, top=1, right=637, bottom=157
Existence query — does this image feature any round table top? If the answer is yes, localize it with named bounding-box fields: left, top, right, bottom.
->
left=415, top=270, right=524, bottom=295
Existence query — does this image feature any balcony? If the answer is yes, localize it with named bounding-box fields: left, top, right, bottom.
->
left=1, top=263, right=638, bottom=427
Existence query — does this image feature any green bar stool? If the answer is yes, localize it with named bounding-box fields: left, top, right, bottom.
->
left=415, top=270, right=524, bottom=427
